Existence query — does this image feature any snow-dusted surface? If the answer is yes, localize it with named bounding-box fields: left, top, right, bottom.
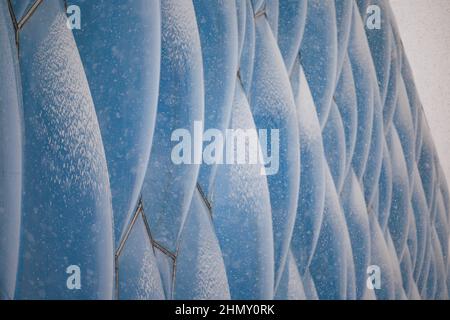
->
left=1, top=0, right=449, bottom=300
left=391, top=0, right=450, bottom=183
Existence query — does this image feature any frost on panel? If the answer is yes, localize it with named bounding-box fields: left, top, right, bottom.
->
left=193, top=0, right=238, bottom=197
left=275, top=250, right=306, bottom=300
left=141, top=0, right=204, bottom=253
left=174, top=190, right=230, bottom=300
left=118, top=215, right=165, bottom=300
left=68, top=0, right=161, bottom=246
left=212, top=83, right=274, bottom=300
left=299, top=0, right=337, bottom=126
left=250, top=15, right=300, bottom=290
left=15, top=1, right=114, bottom=299
left=290, top=65, right=325, bottom=276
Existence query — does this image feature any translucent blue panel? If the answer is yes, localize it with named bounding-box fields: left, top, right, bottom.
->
left=212, top=83, right=274, bottom=300
left=174, top=190, right=230, bottom=300
left=378, top=141, right=393, bottom=231
left=290, top=67, right=325, bottom=275
left=301, top=270, right=318, bottom=300
left=385, top=232, right=408, bottom=299
left=193, top=0, right=238, bottom=196
left=334, top=55, right=357, bottom=174
left=275, top=250, right=305, bottom=300
left=362, top=94, right=384, bottom=207
left=0, top=1, right=22, bottom=300
left=334, top=0, right=353, bottom=78
left=387, top=128, right=411, bottom=258
left=118, top=215, right=165, bottom=300
left=15, top=0, right=114, bottom=299
left=340, top=171, right=371, bottom=299
left=418, top=118, right=437, bottom=210
left=238, top=0, right=255, bottom=95
left=322, top=102, right=346, bottom=191
left=309, top=168, right=355, bottom=299
left=264, top=0, right=279, bottom=40
left=154, top=248, right=174, bottom=300
left=10, top=0, right=34, bottom=22
left=141, top=0, right=204, bottom=252
left=347, top=6, right=376, bottom=179
left=299, top=0, right=337, bottom=127
left=68, top=0, right=161, bottom=246
left=250, top=16, right=300, bottom=289
left=368, top=214, right=396, bottom=300
left=411, top=166, right=430, bottom=281
left=434, top=191, right=449, bottom=275
left=235, top=0, right=246, bottom=60
left=400, top=248, right=421, bottom=299
left=394, top=77, right=416, bottom=183
left=357, top=0, right=396, bottom=108
left=277, top=0, right=307, bottom=73
left=431, top=228, right=447, bottom=299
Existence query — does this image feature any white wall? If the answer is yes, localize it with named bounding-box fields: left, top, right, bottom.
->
left=390, top=0, right=450, bottom=184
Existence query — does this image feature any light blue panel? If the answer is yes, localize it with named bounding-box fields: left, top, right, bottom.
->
left=400, top=54, right=422, bottom=134
left=10, top=0, right=34, bottom=22
left=193, top=0, right=238, bottom=197
left=251, top=15, right=300, bottom=290
left=322, top=102, right=346, bottom=192
left=274, top=250, right=306, bottom=300
left=142, top=0, right=204, bottom=252
left=340, top=171, right=371, bottom=299
left=411, top=166, right=430, bottom=281
left=212, top=83, right=274, bottom=299
left=309, top=168, right=355, bottom=299
left=387, top=128, right=411, bottom=259
left=347, top=5, right=376, bottom=180
left=434, top=191, right=449, bottom=273
left=377, top=141, right=393, bottom=231
left=406, top=212, right=418, bottom=278
left=394, top=77, right=416, bottom=185
left=68, top=0, right=161, bottom=247
left=290, top=66, right=325, bottom=275
left=15, top=0, right=114, bottom=299
left=385, top=232, right=408, bottom=299
left=431, top=228, right=447, bottom=299
left=235, top=0, right=246, bottom=59
left=174, top=190, right=230, bottom=300
left=238, top=0, right=255, bottom=96
left=334, top=55, right=358, bottom=175
left=356, top=0, right=394, bottom=108
left=369, top=214, right=396, bottom=300
left=118, top=215, right=165, bottom=300
left=299, top=0, right=337, bottom=127
left=354, top=1, right=385, bottom=208
left=264, top=0, right=279, bottom=40
left=362, top=93, right=384, bottom=207
left=251, top=0, right=264, bottom=14
left=302, top=270, right=319, bottom=300
left=334, top=0, right=353, bottom=79
left=400, top=248, right=421, bottom=299
left=154, top=247, right=174, bottom=300
left=277, top=0, right=307, bottom=74
left=0, top=0, right=22, bottom=300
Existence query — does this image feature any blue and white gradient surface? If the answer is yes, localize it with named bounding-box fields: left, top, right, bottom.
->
left=0, top=0, right=449, bottom=300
